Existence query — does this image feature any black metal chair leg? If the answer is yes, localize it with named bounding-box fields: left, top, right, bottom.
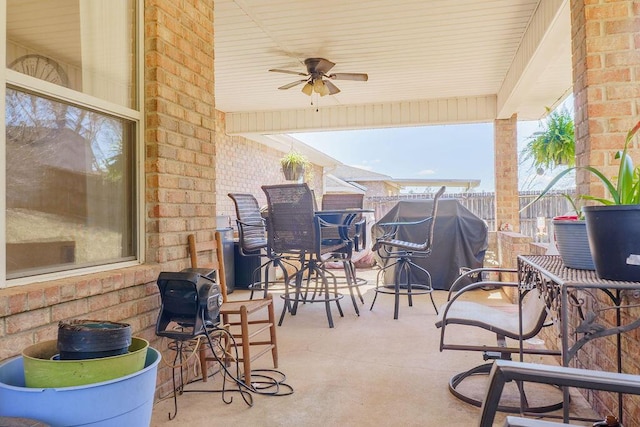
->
left=394, top=272, right=401, bottom=320
left=349, top=261, right=365, bottom=304
left=429, top=292, right=438, bottom=315
left=322, top=272, right=335, bottom=328
left=343, top=260, right=360, bottom=315
left=369, top=291, right=379, bottom=311
left=402, top=261, right=414, bottom=307
left=277, top=273, right=292, bottom=326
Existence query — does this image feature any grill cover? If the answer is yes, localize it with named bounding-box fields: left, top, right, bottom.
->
left=372, top=199, right=488, bottom=290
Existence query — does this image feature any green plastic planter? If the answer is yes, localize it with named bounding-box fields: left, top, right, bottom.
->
left=22, top=337, right=148, bottom=388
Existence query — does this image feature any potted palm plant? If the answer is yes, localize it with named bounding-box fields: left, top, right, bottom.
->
left=526, top=119, right=640, bottom=281
left=280, top=150, right=310, bottom=181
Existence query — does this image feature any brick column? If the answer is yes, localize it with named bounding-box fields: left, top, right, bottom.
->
left=571, top=0, right=640, bottom=199
left=144, top=0, right=216, bottom=269
left=494, top=114, right=520, bottom=232
left=568, top=0, right=640, bottom=421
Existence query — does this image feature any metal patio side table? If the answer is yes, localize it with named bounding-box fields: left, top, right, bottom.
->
left=517, top=255, right=640, bottom=424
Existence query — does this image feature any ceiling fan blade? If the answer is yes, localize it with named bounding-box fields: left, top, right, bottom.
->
left=324, top=80, right=341, bottom=95
left=278, top=80, right=307, bottom=90
left=306, top=58, right=335, bottom=74
left=328, top=73, right=368, bottom=82
left=269, top=68, right=308, bottom=76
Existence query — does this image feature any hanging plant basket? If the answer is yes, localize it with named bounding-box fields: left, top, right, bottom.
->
left=280, top=150, right=310, bottom=181
left=282, top=163, right=305, bottom=181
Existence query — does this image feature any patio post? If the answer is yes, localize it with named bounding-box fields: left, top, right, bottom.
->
left=494, top=114, right=520, bottom=232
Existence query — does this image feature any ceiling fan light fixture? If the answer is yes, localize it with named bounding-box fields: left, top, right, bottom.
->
left=313, top=79, right=330, bottom=96
left=301, top=82, right=313, bottom=96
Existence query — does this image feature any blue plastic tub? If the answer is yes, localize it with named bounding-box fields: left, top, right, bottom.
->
left=0, top=347, right=160, bottom=427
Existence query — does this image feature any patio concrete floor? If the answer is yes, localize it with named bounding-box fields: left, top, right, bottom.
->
left=150, top=267, right=598, bottom=427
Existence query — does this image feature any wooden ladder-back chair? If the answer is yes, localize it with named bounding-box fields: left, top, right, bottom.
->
left=187, top=232, right=278, bottom=387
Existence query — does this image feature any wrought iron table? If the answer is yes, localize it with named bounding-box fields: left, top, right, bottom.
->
left=517, top=255, right=640, bottom=423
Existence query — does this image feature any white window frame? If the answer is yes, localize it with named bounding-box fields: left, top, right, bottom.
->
left=1, top=0, right=145, bottom=288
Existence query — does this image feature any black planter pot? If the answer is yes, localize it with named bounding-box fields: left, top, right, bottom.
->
left=583, top=204, right=640, bottom=282
left=552, top=220, right=595, bottom=270
left=57, top=320, right=132, bottom=360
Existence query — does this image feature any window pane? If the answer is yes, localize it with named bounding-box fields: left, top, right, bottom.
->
left=5, top=87, right=136, bottom=278
left=7, top=0, right=136, bottom=108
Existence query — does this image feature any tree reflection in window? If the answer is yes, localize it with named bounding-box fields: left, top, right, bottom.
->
left=5, top=87, right=136, bottom=278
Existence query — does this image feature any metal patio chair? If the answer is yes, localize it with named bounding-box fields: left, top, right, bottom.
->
left=478, top=360, right=640, bottom=426
left=228, top=192, right=297, bottom=299
left=262, top=183, right=360, bottom=327
left=321, top=193, right=367, bottom=251
left=370, top=186, right=445, bottom=319
left=436, top=268, right=562, bottom=414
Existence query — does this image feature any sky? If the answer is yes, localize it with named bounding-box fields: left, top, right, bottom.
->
left=292, top=120, right=540, bottom=192
left=292, top=97, right=575, bottom=193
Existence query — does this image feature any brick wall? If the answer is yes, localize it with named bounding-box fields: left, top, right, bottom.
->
left=143, top=0, right=217, bottom=397
left=0, top=265, right=160, bottom=362
left=494, top=115, right=520, bottom=232
left=214, top=110, right=287, bottom=219
left=145, top=0, right=216, bottom=272
left=570, top=0, right=640, bottom=421
left=573, top=0, right=640, bottom=199
left=214, top=109, right=324, bottom=224
left=0, top=0, right=216, bottom=403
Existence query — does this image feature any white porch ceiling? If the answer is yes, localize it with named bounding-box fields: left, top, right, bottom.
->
left=214, top=0, right=573, bottom=136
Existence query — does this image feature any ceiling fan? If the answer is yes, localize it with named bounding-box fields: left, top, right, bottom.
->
left=269, top=58, right=368, bottom=96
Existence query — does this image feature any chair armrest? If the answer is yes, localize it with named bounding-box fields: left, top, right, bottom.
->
left=446, top=279, right=519, bottom=304
left=236, top=218, right=266, bottom=228
left=448, top=267, right=517, bottom=300
left=436, top=280, right=519, bottom=351
left=374, top=216, right=434, bottom=246
left=316, top=215, right=349, bottom=234
left=314, top=215, right=352, bottom=253
left=478, top=360, right=640, bottom=427
left=376, top=216, right=433, bottom=229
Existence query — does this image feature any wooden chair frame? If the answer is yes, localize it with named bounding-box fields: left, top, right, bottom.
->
left=188, top=231, right=278, bottom=387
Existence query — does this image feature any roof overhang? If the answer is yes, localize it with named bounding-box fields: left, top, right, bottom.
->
left=214, top=0, right=572, bottom=138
